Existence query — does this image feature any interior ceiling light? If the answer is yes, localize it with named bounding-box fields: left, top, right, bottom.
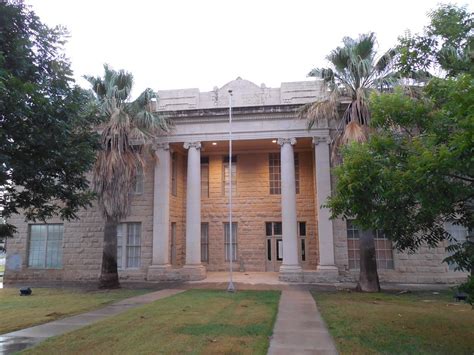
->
left=212, top=142, right=217, bottom=145
left=272, top=139, right=277, bottom=143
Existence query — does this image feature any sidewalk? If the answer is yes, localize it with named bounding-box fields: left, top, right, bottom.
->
left=268, top=288, right=338, bottom=355
left=0, top=289, right=184, bottom=355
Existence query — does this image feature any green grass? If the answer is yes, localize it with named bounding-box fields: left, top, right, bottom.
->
left=26, top=290, right=280, bottom=355
left=313, top=290, right=474, bottom=354
left=0, top=287, right=148, bottom=334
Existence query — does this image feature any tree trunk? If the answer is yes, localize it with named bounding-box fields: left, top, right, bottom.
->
left=357, top=229, right=380, bottom=292
left=99, top=218, right=120, bottom=289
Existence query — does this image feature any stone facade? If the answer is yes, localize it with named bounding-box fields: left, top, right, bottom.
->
left=4, top=78, right=468, bottom=284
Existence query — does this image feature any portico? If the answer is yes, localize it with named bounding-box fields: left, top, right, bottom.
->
left=147, top=132, right=337, bottom=281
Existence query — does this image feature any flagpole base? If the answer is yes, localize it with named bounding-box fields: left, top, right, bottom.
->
left=227, top=281, right=236, bottom=293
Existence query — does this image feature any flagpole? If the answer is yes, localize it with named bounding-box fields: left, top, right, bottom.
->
left=227, top=89, right=235, bottom=293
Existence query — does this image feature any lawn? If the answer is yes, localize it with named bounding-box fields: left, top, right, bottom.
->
left=0, top=287, right=148, bottom=334
left=26, top=289, right=280, bottom=355
left=313, top=290, right=474, bottom=354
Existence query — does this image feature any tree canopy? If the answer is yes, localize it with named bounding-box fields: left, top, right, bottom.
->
left=0, top=1, right=100, bottom=237
left=326, top=4, right=473, bottom=279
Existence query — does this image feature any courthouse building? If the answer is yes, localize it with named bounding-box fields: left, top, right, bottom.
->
left=4, top=78, right=469, bottom=284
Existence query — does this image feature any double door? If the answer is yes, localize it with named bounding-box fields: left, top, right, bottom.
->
left=265, top=222, right=283, bottom=272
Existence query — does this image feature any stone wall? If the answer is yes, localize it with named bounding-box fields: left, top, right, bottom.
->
left=201, top=150, right=318, bottom=272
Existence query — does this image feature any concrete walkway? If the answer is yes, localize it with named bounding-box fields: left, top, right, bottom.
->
left=0, top=289, right=184, bottom=355
left=268, top=289, right=338, bottom=355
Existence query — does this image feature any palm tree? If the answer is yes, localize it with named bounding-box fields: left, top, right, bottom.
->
left=301, top=33, right=398, bottom=292
left=85, top=64, right=170, bottom=289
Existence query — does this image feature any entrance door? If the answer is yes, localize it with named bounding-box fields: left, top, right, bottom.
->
left=265, top=222, right=283, bottom=271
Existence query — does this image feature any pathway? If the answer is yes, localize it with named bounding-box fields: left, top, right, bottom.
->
left=0, top=288, right=184, bottom=354
left=268, top=288, right=338, bottom=355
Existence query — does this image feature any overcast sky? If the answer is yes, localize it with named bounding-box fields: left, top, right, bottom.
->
left=28, top=0, right=468, bottom=97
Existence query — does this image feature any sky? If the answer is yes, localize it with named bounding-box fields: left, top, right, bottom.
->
left=28, top=0, right=469, bottom=98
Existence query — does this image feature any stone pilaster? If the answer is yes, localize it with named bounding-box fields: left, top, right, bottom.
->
left=313, top=136, right=338, bottom=279
left=278, top=138, right=303, bottom=281
left=182, top=141, right=206, bottom=280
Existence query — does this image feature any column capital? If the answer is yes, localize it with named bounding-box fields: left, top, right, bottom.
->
left=152, top=142, right=170, bottom=151
left=183, top=141, right=202, bottom=150
left=277, top=137, right=297, bottom=146
left=312, top=136, right=330, bottom=146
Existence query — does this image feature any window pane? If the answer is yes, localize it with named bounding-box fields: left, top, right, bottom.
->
left=269, top=153, right=281, bottom=195
left=224, top=222, right=237, bottom=261
left=265, top=222, right=272, bottom=236
left=301, top=239, right=306, bottom=261
left=29, top=225, right=46, bottom=268
left=46, top=225, right=63, bottom=268
left=171, top=152, right=178, bottom=196
left=132, top=165, right=144, bottom=194
left=201, top=163, right=209, bottom=198
left=29, top=224, right=63, bottom=269
left=117, top=224, right=125, bottom=269
left=445, top=222, right=468, bottom=270
left=294, top=153, right=300, bottom=194
left=274, top=222, right=282, bottom=236
left=299, top=222, right=306, bottom=237
left=223, top=157, right=237, bottom=196
left=346, top=220, right=393, bottom=270
left=126, top=223, right=141, bottom=268
left=201, top=223, right=209, bottom=262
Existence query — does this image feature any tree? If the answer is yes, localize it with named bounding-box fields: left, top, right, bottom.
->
left=301, top=32, right=398, bottom=292
left=398, top=4, right=473, bottom=78
left=327, top=4, right=473, bottom=294
left=0, top=1, right=100, bottom=238
left=85, top=65, right=170, bottom=289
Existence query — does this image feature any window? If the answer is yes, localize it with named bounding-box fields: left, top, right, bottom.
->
left=132, top=165, right=144, bottom=194
left=170, top=222, right=177, bottom=265
left=346, top=220, right=394, bottom=270
left=266, top=222, right=283, bottom=261
left=446, top=222, right=469, bottom=271
left=201, top=157, right=209, bottom=198
left=298, top=221, right=306, bottom=262
left=223, top=156, right=237, bottom=196
left=171, top=152, right=178, bottom=196
left=117, top=223, right=141, bottom=269
left=224, top=222, right=238, bottom=261
left=28, top=224, right=63, bottom=268
left=269, top=153, right=300, bottom=195
left=201, top=223, right=209, bottom=262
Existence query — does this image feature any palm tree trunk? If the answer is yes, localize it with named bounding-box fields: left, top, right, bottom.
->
left=99, top=218, right=120, bottom=289
left=357, top=229, right=380, bottom=292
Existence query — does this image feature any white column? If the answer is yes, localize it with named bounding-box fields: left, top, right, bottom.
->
left=278, top=138, right=301, bottom=272
left=147, top=143, right=172, bottom=280
left=183, top=141, right=202, bottom=266
left=313, top=136, right=337, bottom=270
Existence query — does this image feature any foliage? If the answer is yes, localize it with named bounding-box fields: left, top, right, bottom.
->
left=0, top=1, right=100, bottom=237
left=458, top=275, right=474, bottom=307
left=328, top=75, right=473, bottom=253
left=85, top=64, right=170, bottom=221
left=301, top=32, right=398, bottom=145
left=397, top=4, right=473, bottom=78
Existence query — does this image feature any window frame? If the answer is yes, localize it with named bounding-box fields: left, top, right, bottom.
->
left=222, top=155, right=237, bottom=197
left=28, top=224, right=64, bottom=269
left=201, top=156, right=209, bottom=198
left=131, top=164, right=144, bottom=194
left=224, top=222, right=238, bottom=262
left=117, top=222, right=142, bottom=269
left=346, top=220, right=394, bottom=270
left=268, top=152, right=300, bottom=195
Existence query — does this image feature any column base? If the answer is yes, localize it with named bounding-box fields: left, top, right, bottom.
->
left=147, top=264, right=181, bottom=281
left=278, top=264, right=303, bottom=282
left=181, top=264, right=207, bottom=281
left=308, top=264, right=339, bottom=283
